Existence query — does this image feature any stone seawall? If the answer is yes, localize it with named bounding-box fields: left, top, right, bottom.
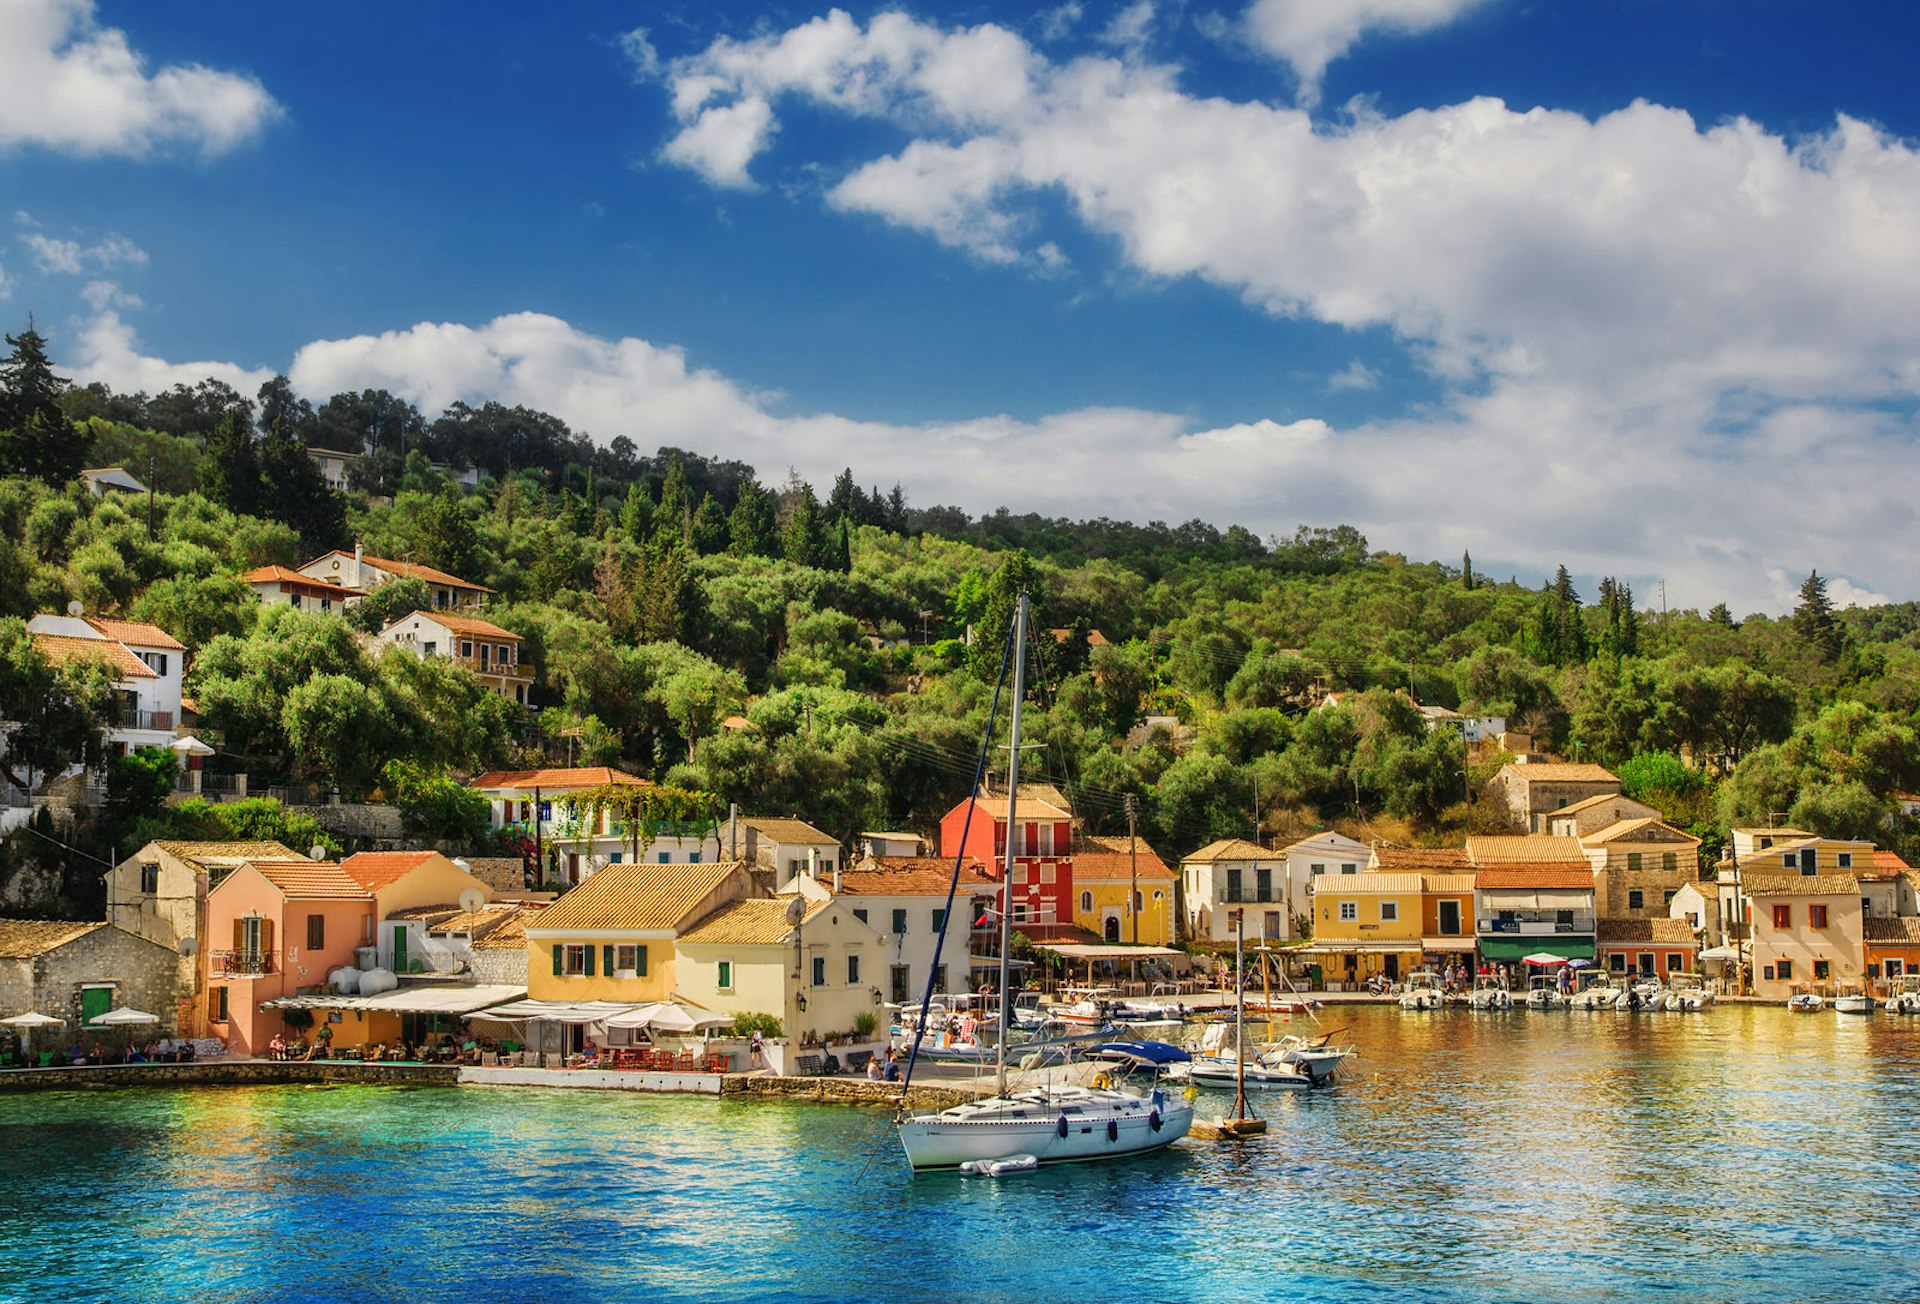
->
left=0, top=1061, right=459, bottom=1092
left=720, top=1074, right=981, bottom=1111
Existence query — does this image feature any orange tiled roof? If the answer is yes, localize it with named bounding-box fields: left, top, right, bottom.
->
left=1467, top=835, right=1588, bottom=866
left=83, top=617, right=184, bottom=651
left=1864, top=917, right=1920, bottom=945
left=468, top=766, right=652, bottom=792
left=1597, top=917, right=1697, bottom=945
left=242, top=565, right=367, bottom=596
left=1743, top=873, right=1860, bottom=897
left=838, top=859, right=1000, bottom=896
left=1181, top=839, right=1271, bottom=864
left=532, top=860, right=742, bottom=933
left=408, top=611, right=520, bottom=641
left=31, top=633, right=157, bottom=680
left=1069, top=835, right=1176, bottom=882
left=337, top=851, right=446, bottom=892
left=310, top=550, right=492, bottom=593
left=1475, top=865, right=1594, bottom=890
left=243, top=859, right=372, bottom=900
left=1422, top=873, right=1479, bottom=893
left=1373, top=848, right=1472, bottom=871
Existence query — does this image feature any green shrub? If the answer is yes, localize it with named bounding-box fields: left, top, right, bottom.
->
left=730, top=1011, right=783, bottom=1038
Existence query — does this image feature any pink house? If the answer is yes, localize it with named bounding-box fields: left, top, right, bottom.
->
left=203, top=859, right=374, bottom=1056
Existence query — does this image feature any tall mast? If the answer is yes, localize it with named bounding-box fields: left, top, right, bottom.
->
left=1233, top=908, right=1248, bottom=1123
left=995, top=593, right=1029, bottom=1098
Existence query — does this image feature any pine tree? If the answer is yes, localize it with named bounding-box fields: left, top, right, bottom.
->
left=0, top=324, right=89, bottom=485
left=782, top=482, right=834, bottom=569
left=690, top=493, right=729, bottom=556
left=1792, top=570, right=1843, bottom=662
left=655, top=457, right=691, bottom=548
left=1708, top=602, right=1735, bottom=628
left=256, top=419, right=348, bottom=552
left=727, top=480, right=779, bottom=558
left=619, top=481, right=654, bottom=544
left=834, top=517, right=852, bottom=573
left=199, top=409, right=262, bottom=517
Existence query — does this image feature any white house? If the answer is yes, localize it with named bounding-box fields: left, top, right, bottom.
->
left=240, top=565, right=365, bottom=612
left=1179, top=836, right=1343, bottom=945
left=859, top=831, right=926, bottom=859
left=26, top=615, right=184, bottom=757
left=296, top=544, right=491, bottom=610
left=1417, top=704, right=1506, bottom=743
left=831, top=857, right=1001, bottom=1004
left=739, top=817, right=844, bottom=888
left=468, top=766, right=728, bottom=886
left=305, top=447, right=361, bottom=492
left=79, top=466, right=147, bottom=496
left=376, top=610, right=534, bottom=705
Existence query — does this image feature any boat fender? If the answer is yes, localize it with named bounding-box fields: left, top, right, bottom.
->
left=1057, top=1115, right=1070, bottom=1139
left=1107, top=1119, right=1119, bottom=1142
left=1092, top=1072, right=1112, bottom=1090
left=1149, top=1110, right=1162, bottom=1132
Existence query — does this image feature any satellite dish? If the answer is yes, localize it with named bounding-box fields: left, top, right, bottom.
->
left=784, top=895, right=807, bottom=926
left=178, top=936, right=197, bottom=958
left=309, top=845, right=329, bottom=861
left=458, top=887, right=486, bottom=914
left=65, top=600, right=83, bottom=616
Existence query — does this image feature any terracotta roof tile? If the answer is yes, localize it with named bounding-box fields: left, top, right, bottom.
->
left=311, top=550, right=492, bottom=593
left=1582, top=818, right=1699, bottom=846
left=1475, top=865, right=1595, bottom=890
left=1597, top=917, right=1697, bottom=945
left=532, top=861, right=743, bottom=933
left=151, top=840, right=302, bottom=868
left=83, top=617, right=184, bottom=651
left=1072, top=836, right=1175, bottom=882
left=1372, top=848, right=1472, bottom=870
left=1743, top=873, right=1860, bottom=897
left=0, top=918, right=103, bottom=958
left=1181, top=839, right=1271, bottom=863
left=677, top=896, right=833, bottom=946
left=396, top=611, right=520, bottom=641
left=743, top=817, right=838, bottom=845
left=242, top=565, right=368, bottom=596
left=1865, top=917, right=1920, bottom=945
left=1467, top=835, right=1588, bottom=866
left=32, top=633, right=156, bottom=680
left=838, top=860, right=1000, bottom=897
left=244, top=859, right=372, bottom=900
left=1311, top=872, right=1424, bottom=894
left=337, top=851, right=444, bottom=892
left=1422, top=873, right=1479, bottom=893
left=1497, top=762, right=1620, bottom=784
left=468, top=766, right=652, bottom=792
left=470, top=903, right=544, bottom=950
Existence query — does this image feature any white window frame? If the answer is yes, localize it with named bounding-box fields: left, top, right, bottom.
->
left=1338, top=901, right=1358, bottom=922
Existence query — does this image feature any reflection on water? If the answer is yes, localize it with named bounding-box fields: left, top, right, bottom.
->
left=2, top=1007, right=1919, bottom=1302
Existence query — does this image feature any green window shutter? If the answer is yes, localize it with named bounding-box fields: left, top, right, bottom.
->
left=551, top=945, right=564, bottom=977
left=636, top=945, right=648, bottom=977
left=584, top=945, right=596, bottom=977
left=603, top=945, right=615, bottom=977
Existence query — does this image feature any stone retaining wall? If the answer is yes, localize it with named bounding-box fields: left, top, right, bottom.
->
left=720, top=1073, right=980, bottom=1111
left=0, top=1061, right=458, bottom=1092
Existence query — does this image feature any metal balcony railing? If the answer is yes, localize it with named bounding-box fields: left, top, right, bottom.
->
left=214, top=949, right=275, bottom=976
left=1478, top=915, right=1595, bottom=936
left=113, top=708, right=175, bottom=731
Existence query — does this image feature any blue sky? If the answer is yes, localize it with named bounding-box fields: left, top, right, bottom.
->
left=3, top=1, right=1919, bottom=614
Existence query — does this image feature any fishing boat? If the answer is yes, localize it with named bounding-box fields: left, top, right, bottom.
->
left=1885, top=975, right=1920, bottom=1014
left=896, top=595, right=1194, bottom=1170
left=1833, top=985, right=1874, bottom=1015
left=1663, top=973, right=1715, bottom=1012
left=1398, top=971, right=1445, bottom=1010
left=1568, top=971, right=1620, bottom=1010
left=1466, top=977, right=1511, bottom=1009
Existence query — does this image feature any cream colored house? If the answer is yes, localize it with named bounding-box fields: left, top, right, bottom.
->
left=1578, top=818, right=1702, bottom=917
left=1745, top=873, right=1865, bottom=1000
left=1179, top=839, right=1279, bottom=945
left=675, top=882, right=887, bottom=1047
left=525, top=860, right=752, bottom=1004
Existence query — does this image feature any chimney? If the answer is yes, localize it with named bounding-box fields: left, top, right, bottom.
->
left=833, top=864, right=842, bottom=894
left=807, top=847, right=818, bottom=881
left=354, top=541, right=364, bottom=570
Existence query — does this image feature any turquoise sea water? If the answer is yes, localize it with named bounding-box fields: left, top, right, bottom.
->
left=4, top=1005, right=1919, bottom=1303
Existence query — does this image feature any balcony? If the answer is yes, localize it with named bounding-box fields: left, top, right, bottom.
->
left=214, top=949, right=275, bottom=976
left=113, top=707, right=175, bottom=731
left=1477, top=914, right=1595, bottom=936
left=450, top=653, right=534, bottom=681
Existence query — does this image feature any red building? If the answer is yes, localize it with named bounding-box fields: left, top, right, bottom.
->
left=938, top=782, right=1076, bottom=935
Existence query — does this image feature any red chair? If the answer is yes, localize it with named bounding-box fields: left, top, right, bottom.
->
left=676, top=1049, right=697, bottom=1072
left=706, top=1053, right=729, bottom=1074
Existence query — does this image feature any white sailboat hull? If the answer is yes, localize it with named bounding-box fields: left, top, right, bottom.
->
left=898, top=1087, right=1194, bottom=1170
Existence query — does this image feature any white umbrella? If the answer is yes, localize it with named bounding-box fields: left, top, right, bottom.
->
left=89, top=1007, right=160, bottom=1027
left=1698, top=944, right=1742, bottom=961
left=170, top=735, right=216, bottom=756
left=1522, top=953, right=1571, bottom=966
left=3, top=1010, right=65, bottom=1063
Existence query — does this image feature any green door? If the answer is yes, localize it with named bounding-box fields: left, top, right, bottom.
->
left=392, top=925, right=409, bottom=974
left=80, top=987, right=112, bottom=1025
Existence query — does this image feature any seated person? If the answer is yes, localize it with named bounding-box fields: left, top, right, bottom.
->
left=366, top=1042, right=386, bottom=1062
left=267, top=1033, right=286, bottom=1061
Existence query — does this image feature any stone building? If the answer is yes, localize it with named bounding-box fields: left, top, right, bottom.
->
left=1489, top=761, right=1621, bottom=833
left=0, top=920, right=183, bottom=1036
left=1578, top=818, right=1703, bottom=918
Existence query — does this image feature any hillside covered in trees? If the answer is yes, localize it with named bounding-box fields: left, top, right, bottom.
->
left=5, top=322, right=1920, bottom=909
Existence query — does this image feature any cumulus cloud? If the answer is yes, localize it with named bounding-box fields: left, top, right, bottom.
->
left=0, top=263, right=11, bottom=301
left=21, top=230, right=146, bottom=274
left=1326, top=359, right=1379, bottom=392
left=0, top=0, right=279, bottom=158
left=67, top=310, right=273, bottom=397
left=80, top=278, right=141, bottom=311
left=1242, top=0, right=1491, bottom=103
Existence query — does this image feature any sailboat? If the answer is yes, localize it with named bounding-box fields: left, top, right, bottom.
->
left=895, top=594, right=1195, bottom=1171
left=1185, top=910, right=1280, bottom=1135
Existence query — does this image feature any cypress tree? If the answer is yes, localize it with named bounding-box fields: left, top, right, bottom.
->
left=727, top=480, right=779, bottom=558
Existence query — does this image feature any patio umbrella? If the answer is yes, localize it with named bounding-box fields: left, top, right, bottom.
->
left=88, top=1008, right=160, bottom=1027
left=170, top=735, right=216, bottom=757
left=2, top=1011, right=65, bottom=1063
left=1522, top=953, right=1571, bottom=966
left=1698, top=945, right=1741, bottom=961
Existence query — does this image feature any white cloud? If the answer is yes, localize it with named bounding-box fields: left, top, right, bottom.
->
left=80, top=279, right=140, bottom=311
left=0, top=0, right=279, bottom=158
left=1101, top=2, right=1155, bottom=52
left=21, top=229, right=144, bottom=274
left=1326, top=359, right=1379, bottom=392
left=619, top=27, right=662, bottom=82
left=1038, top=3, right=1084, bottom=43
left=54, top=306, right=1915, bottom=614
left=1243, top=0, right=1491, bottom=104
left=0, top=263, right=11, bottom=301
left=660, top=96, right=776, bottom=188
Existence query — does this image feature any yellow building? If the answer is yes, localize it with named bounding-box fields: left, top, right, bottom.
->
left=525, top=860, right=752, bottom=1003
left=675, top=883, right=887, bottom=1047
left=1071, top=836, right=1178, bottom=945
left=1304, top=872, right=1427, bottom=986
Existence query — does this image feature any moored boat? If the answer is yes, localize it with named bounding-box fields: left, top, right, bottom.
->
left=1260, top=1032, right=1354, bottom=1084
left=1834, top=985, right=1873, bottom=1015
left=1398, top=971, right=1445, bottom=1010
left=1523, top=975, right=1566, bottom=1009
left=1886, top=975, right=1920, bottom=1014
left=1787, top=991, right=1824, bottom=1012
left=1663, top=973, right=1715, bottom=1012
left=1614, top=976, right=1665, bottom=1010
left=1568, top=971, right=1620, bottom=1010
left=1466, top=977, right=1511, bottom=1009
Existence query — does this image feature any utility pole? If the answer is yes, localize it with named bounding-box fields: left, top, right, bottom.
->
left=1124, top=792, right=1140, bottom=944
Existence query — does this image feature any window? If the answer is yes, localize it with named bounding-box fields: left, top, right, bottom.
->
left=1776, top=959, right=1794, bottom=980
left=1889, top=959, right=1907, bottom=978
left=852, top=908, right=868, bottom=924
left=210, top=986, right=229, bottom=1022
left=615, top=944, right=646, bottom=975
left=1837, top=852, right=1853, bottom=869
left=1763, top=965, right=1775, bottom=981
left=139, top=862, right=159, bottom=894
left=1608, top=954, right=1626, bottom=972
left=1664, top=891, right=1676, bottom=907
left=307, top=914, right=325, bottom=950
left=422, top=641, right=437, bottom=656
left=497, top=644, right=511, bottom=663
left=811, top=956, right=826, bottom=987
left=1662, top=852, right=1677, bottom=871
left=1310, top=863, right=1326, bottom=877
left=1813, top=959, right=1831, bottom=980
left=657, top=853, right=670, bottom=864
left=717, top=960, right=734, bottom=991
left=1341, top=863, right=1358, bottom=876
left=1628, top=890, right=1644, bottom=910
left=1627, top=853, right=1642, bottom=872
left=1226, top=869, right=1243, bottom=903
left=1771, top=904, right=1792, bottom=929
left=1782, top=853, right=1795, bottom=868
left=460, top=641, right=473, bottom=658
left=1380, top=901, right=1399, bottom=922
left=688, top=853, right=701, bottom=864
left=538, top=801, right=552, bottom=821
left=1800, top=848, right=1817, bottom=873
left=1555, top=909, right=1574, bottom=927
left=932, top=909, right=947, bottom=934
left=892, top=909, right=907, bottom=935
left=561, top=944, right=593, bottom=976
left=1080, top=891, right=1093, bottom=913
left=1809, top=904, right=1829, bottom=929
left=1134, top=890, right=1144, bottom=912
left=1863, top=897, right=1873, bottom=917
left=847, top=955, right=861, bottom=985
left=1338, top=902, right=1358, bottom=922
left=1256, top=868, right=1272, bottom=902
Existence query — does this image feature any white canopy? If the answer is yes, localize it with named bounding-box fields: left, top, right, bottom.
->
left=1698, top=944, right=1744, bottom=960
left=463, top=999, right=637, bottom=1025
left=601, top=1001, right=732, bottom=1032
left=1, top=1011, right=64, bottom=1027
left=170, top=735, right=216, bottom=757
left=261, top=984, right=526, bottom=1015
left=1039, top=944, right=1183, bottom=960
left=88, top=1008, right=160, bottom=1026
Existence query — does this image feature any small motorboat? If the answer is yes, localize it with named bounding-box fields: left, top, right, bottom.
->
left=1788, top=991, right=1824, bottom=1012
left=1615, top=977, right=1666, bottom=1011
left=1568, top=972, right=1621, bottom=1011
left=1523, top=975, right=1566, bottom=1009
left=1466, top=977, right=1511, bottom=1009
left=1398, top=971, right=1446, bottom=1011
left=1663, top=973, right=1715, bottom=1012
left=960, top=1153, right=1038, bottom=1176
left=1834, top=985, right=1874, bottom=1015
left=1885, top=976, right=1920, bottom=1014
left=1259, top=1033, right=1354, bottom=1084
left=1176, top=1050, right=1314, bottom=1090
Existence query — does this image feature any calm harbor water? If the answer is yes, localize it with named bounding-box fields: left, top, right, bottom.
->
left=4, top=1005, right=1918, bottom=1303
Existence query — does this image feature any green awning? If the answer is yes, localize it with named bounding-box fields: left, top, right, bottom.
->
left=1478, top=937, right=1595, bottom=963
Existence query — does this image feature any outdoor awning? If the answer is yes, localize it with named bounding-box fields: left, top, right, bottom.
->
left=261, top=984, right=526, bottom=1015
left=1037, top=944, right=1182, bottom=960
left=1421, top=937, right=1477, bottom=952
left=463, top=999, right=638, bottom=1025
left=1479, top=937, right=1594, bottom=963
left=1296, top=942, right=1423, bottom=954
left=601, top=1001, right=733, bottom=1032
